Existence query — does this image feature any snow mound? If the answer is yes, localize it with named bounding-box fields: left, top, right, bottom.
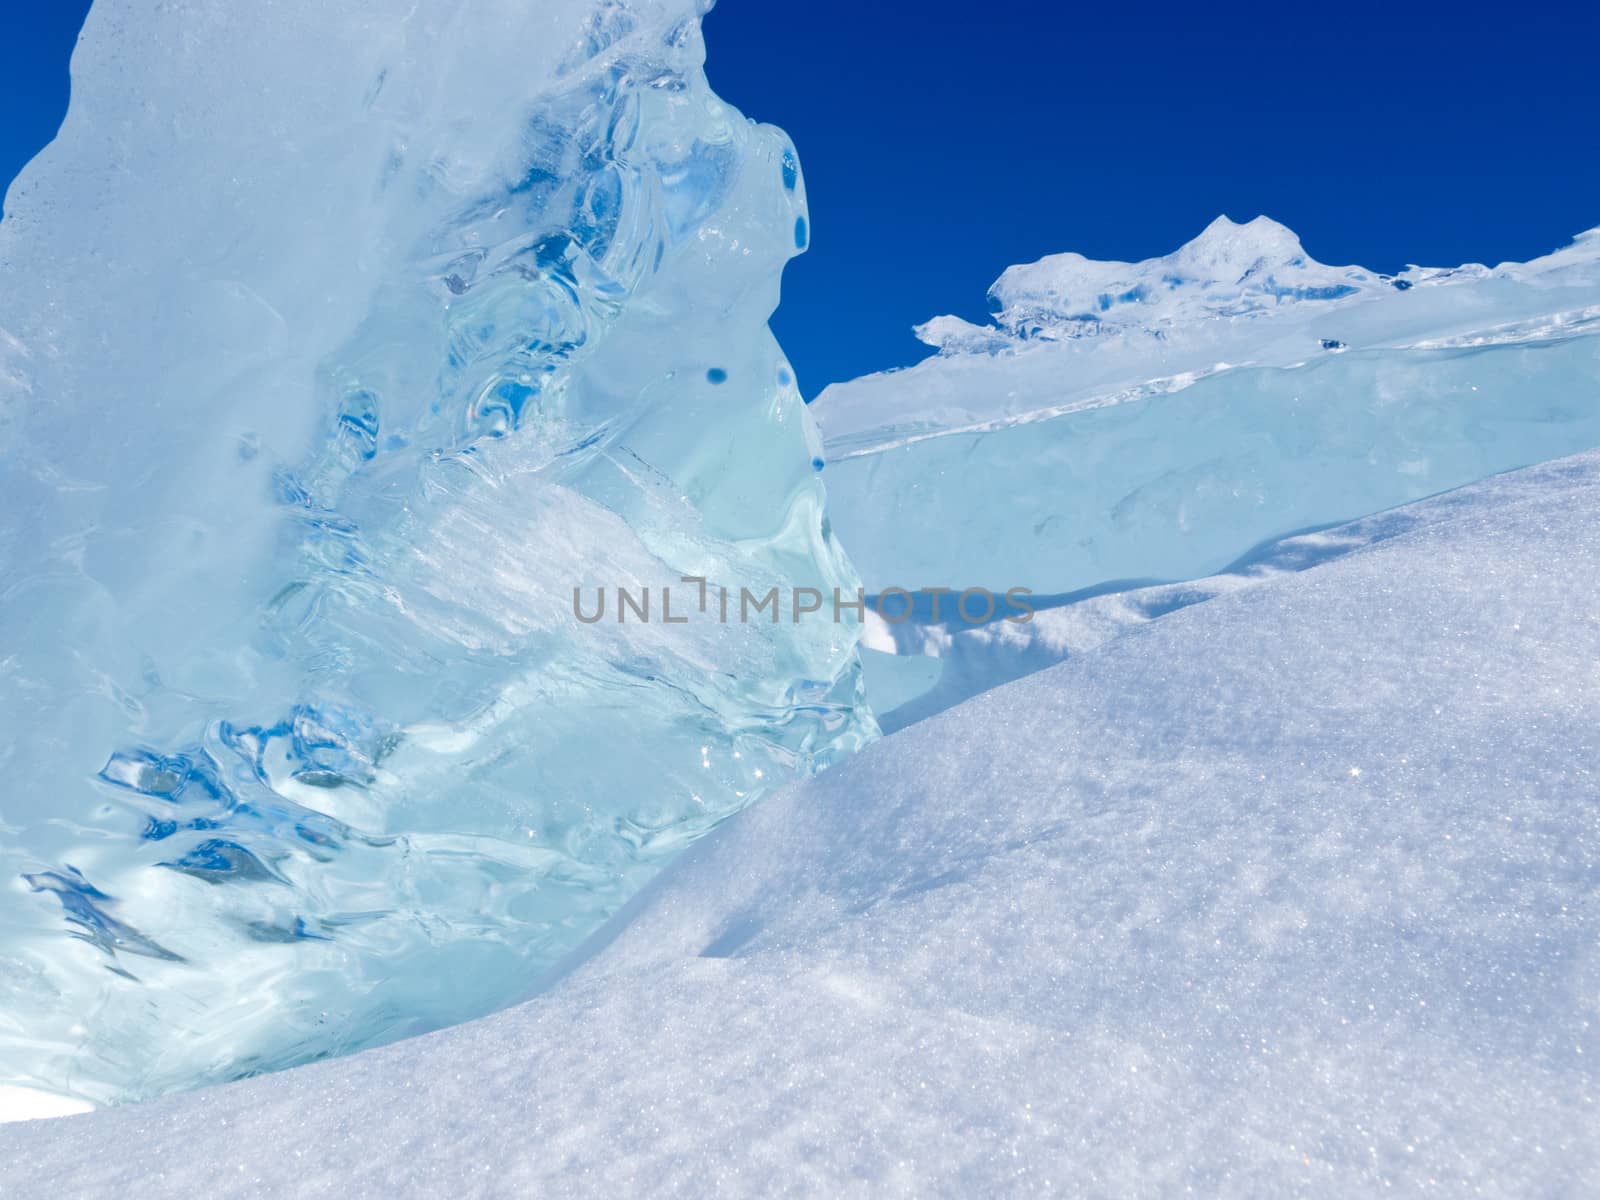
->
left=6, top=450, right=1597, bottom=1196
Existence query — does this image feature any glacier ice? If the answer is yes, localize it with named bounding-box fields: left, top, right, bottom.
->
left=0, top=0, right=872, bottom=1106
left=815, top=216, right=1600, bottom=594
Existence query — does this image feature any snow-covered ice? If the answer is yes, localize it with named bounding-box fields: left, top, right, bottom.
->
left=816, top=217, right=1600, bottom=593
left=5, top=449, right=1597, bottom=1196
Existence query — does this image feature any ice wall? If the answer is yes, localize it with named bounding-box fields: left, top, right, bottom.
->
left=0, top=0, right=872, bottom=1106
left=816, top=217, right=1600, bottom=593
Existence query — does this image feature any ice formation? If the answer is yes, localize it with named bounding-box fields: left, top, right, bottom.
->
left=815, top=216, right=1600, bottom=592
left=7, top=450, right=1599, bottom=1196
left=0, top=0, right=871, bottom=1106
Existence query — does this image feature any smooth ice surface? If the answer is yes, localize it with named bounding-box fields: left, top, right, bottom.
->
left=0, top=0, right=871, bottom=1106
left=815, top=217, right=1600, bottom=592
left=5, top=450, right=1598, bottom=1196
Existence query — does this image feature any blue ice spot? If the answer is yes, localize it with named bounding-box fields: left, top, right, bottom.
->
left=777, top=367, right=793, bottom=388
left=1272, top=283, right=1359, bottom=303
left=781, top=149, right=798, bottom=192
left=1320, top=338, right=1347, bottom=351
left=811, top=456, right=825, bottom=472
left=1392, top=278, right=1414, bottom=291
left=559, top=429, right=606, bottom=457
left=794, top=217, right=808, bottom=250
left=161, top=839, right=283, bottom=886
left=706, top=367, right=728, bottom=384
left=141, top=817, right=179, bottom=842
left=24, top=866, right=185, bottom=961
left=1097, top=285, right=1148, bottom=311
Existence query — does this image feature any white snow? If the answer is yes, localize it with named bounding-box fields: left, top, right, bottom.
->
left=4, top=449, right=1597, bottom=1196
left=0, top=1087, right=93, bottom=1124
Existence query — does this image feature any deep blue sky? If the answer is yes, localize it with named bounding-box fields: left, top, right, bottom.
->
left=6, top=2, right=1598, bottom=394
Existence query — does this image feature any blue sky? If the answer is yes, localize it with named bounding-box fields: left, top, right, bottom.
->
left=6, top=2, right=1598, bottom=394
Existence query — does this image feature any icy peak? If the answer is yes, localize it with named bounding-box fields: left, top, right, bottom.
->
left=1173, top=214, right=1308, bottom=276
left=917, top=214, right=1379, bottom=351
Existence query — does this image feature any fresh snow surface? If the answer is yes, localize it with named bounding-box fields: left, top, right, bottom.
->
left=0, top=1087, right=92, bottom=1124
left=3, top=451, right=1599, bottom=1196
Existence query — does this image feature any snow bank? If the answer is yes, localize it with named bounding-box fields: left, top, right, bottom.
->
left=5, top=450, right=1597, bottom=1196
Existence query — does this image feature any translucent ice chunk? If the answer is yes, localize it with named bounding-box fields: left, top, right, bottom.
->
left=0, top=0, right=872, bottom=1106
